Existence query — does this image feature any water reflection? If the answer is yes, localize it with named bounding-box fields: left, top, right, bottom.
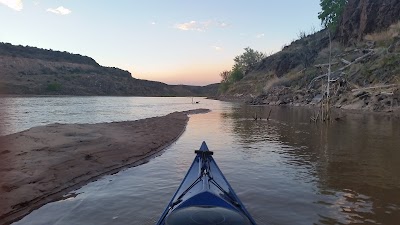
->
left=221, top=105, right=400, bottom=224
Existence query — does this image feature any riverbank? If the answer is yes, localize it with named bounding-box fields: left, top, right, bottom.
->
left=0, top=109, right=209, bottom=225
left=218, top=87, right=400, bottom=116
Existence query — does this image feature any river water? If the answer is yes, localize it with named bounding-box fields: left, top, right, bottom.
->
left=1, top=97, right=399, bottom=225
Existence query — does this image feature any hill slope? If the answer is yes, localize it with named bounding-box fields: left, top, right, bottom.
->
left=0, top=43, right=218, bottom=97
left=219, top=0, right=400, bottom=113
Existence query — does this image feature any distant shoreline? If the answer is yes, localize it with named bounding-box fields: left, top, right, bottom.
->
left=0, top=109, right=210, bottom=225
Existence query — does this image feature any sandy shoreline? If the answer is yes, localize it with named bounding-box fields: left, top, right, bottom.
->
left=0, top=109, right=209, bottom=225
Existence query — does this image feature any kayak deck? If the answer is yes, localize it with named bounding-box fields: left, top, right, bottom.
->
left=156, top=141, right=257, bottom=225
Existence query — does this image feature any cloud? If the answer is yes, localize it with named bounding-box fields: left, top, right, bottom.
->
left=174, top=20, right=228, bottom=32
left=47, top=6, right=71, bottom=15
left=150, top=21, right=156, bottom=25
left=256, top=33, right=265, bottom=38
left=0, top=0, right=23, bottom=11
left=212, top=46, right=222, bottom=51
left=216, top=22, right=229, bottom=28
left=175, top=21, right=209, bottom=31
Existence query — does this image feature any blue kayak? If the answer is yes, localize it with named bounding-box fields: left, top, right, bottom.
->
left=156, top=141, right=257, bottom=225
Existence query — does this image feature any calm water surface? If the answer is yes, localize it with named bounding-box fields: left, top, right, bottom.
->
left=1, top=97, right=399, bottom=225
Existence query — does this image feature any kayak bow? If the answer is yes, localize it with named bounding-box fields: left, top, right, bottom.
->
left=156, top=141, right=257, bottom=225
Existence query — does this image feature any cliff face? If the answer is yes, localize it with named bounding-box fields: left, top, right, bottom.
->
left=337, top=0, right=400, bottom=44
left=0, top=43, right=218, bottom=97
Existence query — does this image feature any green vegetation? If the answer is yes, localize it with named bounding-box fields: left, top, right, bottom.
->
left=46, top=82, right=62, bottom=91
left=233, top=47, right=265, bottom=75
left=219, top=47, right=264, bottom=93
left=318, top=0, right=348, bottom=29
left=219, top=66, right=244, bottom=93
left=230, top=65, right=244, bottom=82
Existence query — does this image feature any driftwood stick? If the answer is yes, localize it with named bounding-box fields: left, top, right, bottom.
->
left=314, top=62, right=339, bottom=68
left=253, top=112, right=258, bottom=121
left=267, top=109, right=272, bottom=120
left=340, top=58, right=351, bottom=65
left=309, top=49, right=375, bottom=88
left=339, top=50, right=374, bottom=71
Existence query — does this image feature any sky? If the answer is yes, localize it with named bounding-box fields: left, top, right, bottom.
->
left=0, top=0, right=322, bottom=85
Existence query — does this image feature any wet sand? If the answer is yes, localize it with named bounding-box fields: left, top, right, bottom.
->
left=0, top=109, right=209, bottom=225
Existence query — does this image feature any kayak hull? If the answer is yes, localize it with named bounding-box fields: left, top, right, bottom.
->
left=156, top=141, right=257, bottom=225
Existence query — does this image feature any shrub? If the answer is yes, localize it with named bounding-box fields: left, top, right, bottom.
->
left=219, top=82, right=230, bottom=93
left=46, top=82, right=62, bottom=91
left=230, top=65, right=244, bottom=83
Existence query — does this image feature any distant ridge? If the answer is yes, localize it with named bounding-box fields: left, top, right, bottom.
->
left=0, top=42, right=219, bottom=97
left=0, top=43, right=99, bottom=66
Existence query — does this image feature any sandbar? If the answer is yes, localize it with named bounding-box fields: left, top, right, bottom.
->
left=0, top=109, right=209, bottom=225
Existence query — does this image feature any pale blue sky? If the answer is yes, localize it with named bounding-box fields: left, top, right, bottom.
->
left=1, top=0, right=322, bottom=85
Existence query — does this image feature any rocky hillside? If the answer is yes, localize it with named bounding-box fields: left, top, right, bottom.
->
left=0, top=43, right=218, bottom=97
left=220, top=0, right=400, bottom=113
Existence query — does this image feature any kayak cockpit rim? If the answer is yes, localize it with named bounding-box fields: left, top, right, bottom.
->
left=155, top=141, right=258, bottom=225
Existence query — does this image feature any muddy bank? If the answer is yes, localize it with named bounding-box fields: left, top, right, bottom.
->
left=219, top=86, right=400, bottom=115
left=0, top=109, right=209, bottom=225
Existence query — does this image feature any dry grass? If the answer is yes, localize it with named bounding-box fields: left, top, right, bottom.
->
left=364, top=21, right=400, bottom=43
left=262, top=69, right=305, bottom=93
left=262, top=75, right=280, bottom=93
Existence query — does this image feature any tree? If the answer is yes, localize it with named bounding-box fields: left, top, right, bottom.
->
left=218, top=66, right=244, bottom=93
left=233, top=47, right=265, bottom=75
left=220, top=70, right=231, bottom=83
left=318, top=0, right=348, bottom=30
left=229, top=64, right=244, bottom=82
left=218, top=47, right=263, bottom=93
left=219, top=70, right=231, bottom=93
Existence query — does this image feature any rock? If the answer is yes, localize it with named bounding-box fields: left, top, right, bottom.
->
left=342, top=99, right=366, bottom=109
left=353, top=90, right=367, bottom=98
left=311, top=94, right=323, bottom=105
left=334, top=96, right=348, bottom=108
left=394, top=88, right=400, bottom=100
left=366, top=41, right=375, bottom=48
left=388, top=37, right=400, bottom=53
left=337, top=0, right=400, bottom=44
left=376, top=94, right=387, bottom=101
left=353, top=90, right=370, bottom=100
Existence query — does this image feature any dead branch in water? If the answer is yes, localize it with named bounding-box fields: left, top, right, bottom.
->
left=252, top=112, right=262, bottom=121
left=252, top=112, right=258, bottom=120
left=267, top=109, right=272, bottom=120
